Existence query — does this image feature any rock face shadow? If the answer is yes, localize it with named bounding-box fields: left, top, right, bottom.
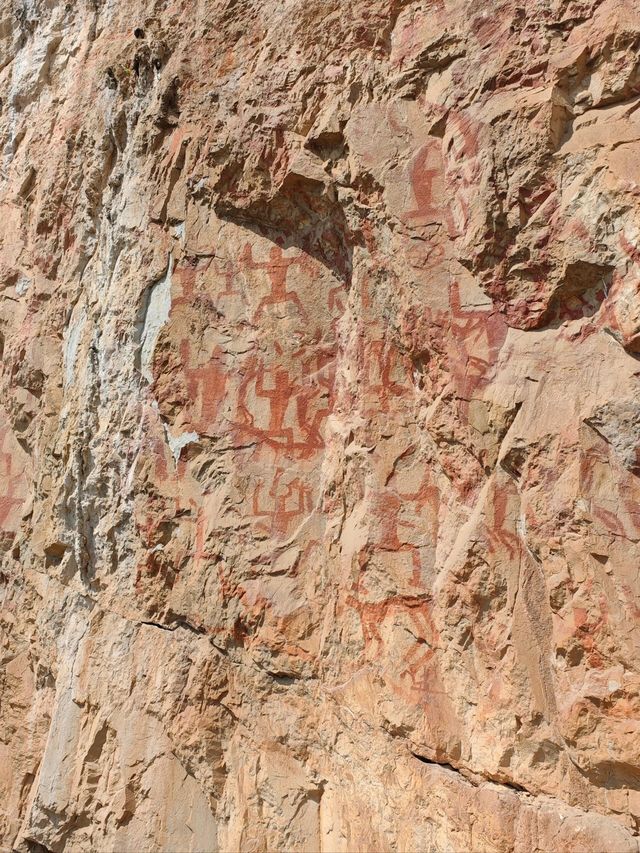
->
left=214, top=170, right=356, bottom=288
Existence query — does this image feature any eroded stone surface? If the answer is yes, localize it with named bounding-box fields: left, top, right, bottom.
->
left=2, top=1, right=640, bottom=850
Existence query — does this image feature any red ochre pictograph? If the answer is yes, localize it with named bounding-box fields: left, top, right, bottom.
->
left=404, top=139, right=444, bottom=227
left=179, top=340, right=228, bottom=434
left=252, top=468, right=314, bottom=539
left=161, top=243, right=344, bottom=454
left=364, top=472, right=440, bottom=585
left=579, top=435, right=640, bottom=542
left=143, top=240, right=346, bottom=577
left=570, top=587, right=610, bottom=670
left=231, top=351, right=335, bottom=459
left=347, top=587, right=440, bottom=700
left=362, top=338, right=413, bottom=413
left=0, top=417, right=27, bottom=538
left=240, top=243, right=309, bottom=322
left=142, top=123, right=640, bottom=693
left=447, top=280, right=509, bottom=404
left=485, top=481, right=522, bottom=561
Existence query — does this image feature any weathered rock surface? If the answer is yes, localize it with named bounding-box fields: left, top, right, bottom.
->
left=2, top=1, right=640, bottom=850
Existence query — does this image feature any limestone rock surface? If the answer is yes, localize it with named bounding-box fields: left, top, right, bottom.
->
left=2, top=1, right=640, bottom=851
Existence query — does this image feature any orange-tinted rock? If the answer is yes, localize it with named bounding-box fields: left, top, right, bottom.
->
left=2, top=1, right=640, bottom=851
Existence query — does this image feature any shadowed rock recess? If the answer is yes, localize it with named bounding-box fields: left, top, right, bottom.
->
left=4, top=1, right=640, bottom=851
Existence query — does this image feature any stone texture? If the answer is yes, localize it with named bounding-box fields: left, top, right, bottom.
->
left=2, top=0, right=640, bottom=850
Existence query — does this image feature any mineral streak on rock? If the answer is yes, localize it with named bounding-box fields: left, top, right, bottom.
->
left=2, top=1, right=640, bottom=851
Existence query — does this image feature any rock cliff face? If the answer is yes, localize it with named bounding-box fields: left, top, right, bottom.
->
left=2, top=1, right=640, bottom=851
